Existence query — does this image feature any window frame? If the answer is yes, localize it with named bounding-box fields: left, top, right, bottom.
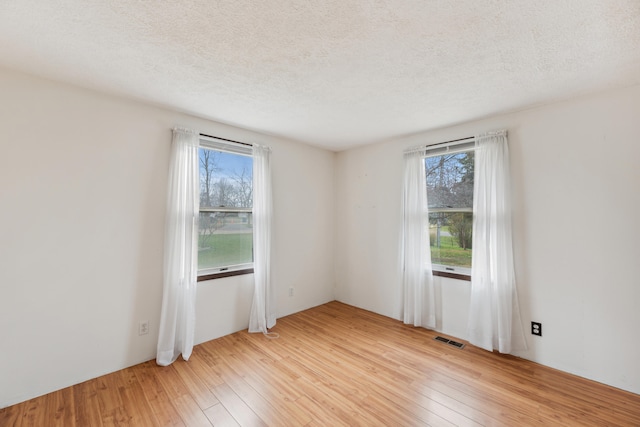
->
left=424, top=139, right=475, bottom=280
left=197, top=135, right=254, bottom=281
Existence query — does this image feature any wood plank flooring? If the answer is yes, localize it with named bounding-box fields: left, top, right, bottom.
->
left=2, top=301, right=640, bottom=426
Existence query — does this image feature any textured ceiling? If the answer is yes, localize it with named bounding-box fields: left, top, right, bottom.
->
left=1, top=1, right=639, bottom=151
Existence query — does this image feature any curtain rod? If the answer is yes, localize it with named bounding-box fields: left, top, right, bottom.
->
left=199, top=133, right=253, bottom=147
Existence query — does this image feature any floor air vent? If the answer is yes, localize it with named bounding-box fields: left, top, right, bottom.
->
left=434, top=336, right=465, bottom=349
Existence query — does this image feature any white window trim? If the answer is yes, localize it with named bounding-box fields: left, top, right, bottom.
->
left=200, top=134, right=253, bottom=156
left=432, top=264, right=472, bottom=276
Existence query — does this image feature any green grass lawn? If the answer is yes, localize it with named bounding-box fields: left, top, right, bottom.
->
left=429, top=232, right=472, bottom=267
left=198, top=233, right=253, bottom=269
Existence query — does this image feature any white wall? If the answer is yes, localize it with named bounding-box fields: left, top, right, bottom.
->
left=0, top=68, right=335, bottom=407
left=335, top=85, right=640, bottom=395
left=2, top=66, right=638, bottom=407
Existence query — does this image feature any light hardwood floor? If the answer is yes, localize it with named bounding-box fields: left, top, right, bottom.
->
left=2, top=301, right=640, bottom=426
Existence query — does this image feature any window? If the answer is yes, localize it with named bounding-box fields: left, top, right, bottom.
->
left=198, top=136, right=253, bottom=280
left=425, top=142, right=475, bottom=276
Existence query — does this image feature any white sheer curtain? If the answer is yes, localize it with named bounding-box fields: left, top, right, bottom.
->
left=248, top=144, right=275, bottom=333
left=401, top=148, right=436, bottom=328
left=467, top=130, right=526, bottom=353
left=156, top=128, right=199, bottom=366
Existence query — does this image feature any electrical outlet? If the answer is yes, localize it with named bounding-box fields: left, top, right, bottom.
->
left=139, top=320, right=149, bottom=336
left=531, top=321, right=542, bottom=336
left=288, top=287, right=294, bottom=297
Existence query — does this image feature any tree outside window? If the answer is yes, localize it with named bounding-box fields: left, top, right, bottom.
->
left=425, top=150, right=474, bottom=271
left=198, top=147, right=253, bottom=274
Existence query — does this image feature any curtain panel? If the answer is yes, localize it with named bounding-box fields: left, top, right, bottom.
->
left=156, top=128, right=200, bottom=366
left=401, top=149, right=436, bottom=329
left=248, top=144, right=275, bottom=333
left=467, top=130, right=526, bottom=353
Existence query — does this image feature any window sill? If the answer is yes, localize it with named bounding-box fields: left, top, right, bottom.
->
left=433, top=270, right=471, bottom=282
left=198, top=268, right=254, bottom=282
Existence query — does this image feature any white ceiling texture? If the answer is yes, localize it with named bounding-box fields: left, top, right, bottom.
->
left=1, top=1, right=639, bottom=151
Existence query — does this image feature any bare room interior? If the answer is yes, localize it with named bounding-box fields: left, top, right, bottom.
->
left=1, top=1, right=640, bottom=425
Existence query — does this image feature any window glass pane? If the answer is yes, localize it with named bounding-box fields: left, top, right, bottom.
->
left=429, top=212, right=473, bottom=268
left=425, top=151, right=474, bottom=209
left=199, top=149, right=253, bottom=209
left=198, top=212, right=253, bottom=270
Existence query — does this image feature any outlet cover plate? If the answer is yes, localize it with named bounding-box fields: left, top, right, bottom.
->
left=139, top=320, right=149, bottom=336
left=531, top=321, right=542, bottom=336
